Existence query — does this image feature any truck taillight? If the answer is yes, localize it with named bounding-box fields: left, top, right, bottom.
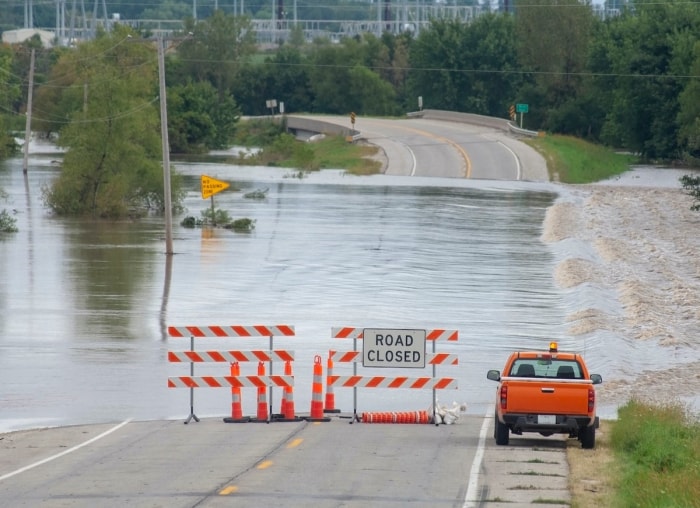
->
left=500, top=385, right=508, bottom=410
left=588, top=387, right=595, bottom=413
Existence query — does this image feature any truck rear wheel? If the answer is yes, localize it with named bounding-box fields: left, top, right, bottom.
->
left=580, top=424, right=595, bottom=449
left=495, top=414, right=509, bottom=445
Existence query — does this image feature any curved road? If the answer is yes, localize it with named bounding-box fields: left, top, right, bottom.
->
left=299, top=115, right=548, bottom=181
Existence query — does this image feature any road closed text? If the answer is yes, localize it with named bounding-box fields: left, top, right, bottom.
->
left=363, top=328, right=427, bottom=368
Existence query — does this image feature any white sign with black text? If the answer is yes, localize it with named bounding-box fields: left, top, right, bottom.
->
left=363, top=328, right=426, bottom=368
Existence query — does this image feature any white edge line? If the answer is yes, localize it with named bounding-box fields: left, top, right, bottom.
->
left=0, top=419, right=132, bottom=482
left=463, top=406, right=493, bottom=508
left=498, top=141, right=522, bottom=180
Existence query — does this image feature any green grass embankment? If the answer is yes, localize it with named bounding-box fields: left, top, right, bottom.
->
left=610, top=400, right=700, bottom=507
left=570, top=400, right=700, bottom=508
left=525, top=135, right=637, bottom=184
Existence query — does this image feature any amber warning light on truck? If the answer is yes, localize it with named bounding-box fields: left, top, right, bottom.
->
left=363, top=328, right=426, bottom=368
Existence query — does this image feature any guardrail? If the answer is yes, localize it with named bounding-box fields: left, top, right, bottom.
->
left=407, top=109, right=541, bottom=137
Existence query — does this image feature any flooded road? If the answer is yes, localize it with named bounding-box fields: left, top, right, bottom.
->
left=1, top=151, right=694, bottom=433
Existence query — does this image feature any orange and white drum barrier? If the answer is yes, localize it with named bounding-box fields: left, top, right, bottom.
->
left=306, top=355, right=330, bottom=422
left=324, top=350, right=340, bottom=413
left=277, top=360, right=301, bottom=421
left=224, top=362, right=250, bottom=423
left=256, top=361, right=269, bottom=422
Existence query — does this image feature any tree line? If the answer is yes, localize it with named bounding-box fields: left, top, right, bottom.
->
left=1, top=0, right=699, bottom=217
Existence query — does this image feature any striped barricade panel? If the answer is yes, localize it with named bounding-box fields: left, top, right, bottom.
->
left=168, top=350, right=295, bottom=363
left=168, top=375, right=294, bottom=389
left=327, top=376, right=457, bottom=390
left=329, top=351, right=458, bottom=365
left=168, top=325, right=295, bottom=338
left=331, top=327, right=458, bottom=342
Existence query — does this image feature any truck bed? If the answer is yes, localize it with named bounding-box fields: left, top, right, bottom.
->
left=501, top=377, right=593, bottom=415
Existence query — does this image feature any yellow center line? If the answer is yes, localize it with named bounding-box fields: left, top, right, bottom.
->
left=219, top=486, right=238, bottom=495
left=257, top=460, right=273, bottom=469
left=372, top=120, right=473, bottom=179
left=287, top=438, right=303, bottom=448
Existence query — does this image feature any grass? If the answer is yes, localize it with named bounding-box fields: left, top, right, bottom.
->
left=568, top=400, right=700, bottom=508
left=308, top=135, right=382, bottom=175
left=525, top=135, right=638, bottom=184
left=231, top=119, right=383, bottom=175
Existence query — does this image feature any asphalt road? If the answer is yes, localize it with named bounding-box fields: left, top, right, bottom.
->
left=296, top=115, right=548, bottom=181
left=0, top=413, right=571, bottom=508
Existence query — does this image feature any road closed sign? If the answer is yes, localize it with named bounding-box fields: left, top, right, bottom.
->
left=363, top=328, right=426, bottom=368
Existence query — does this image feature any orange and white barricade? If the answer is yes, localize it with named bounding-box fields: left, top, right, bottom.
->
left=329, top=327, right=459, bottom=424
left=167, top=324, right=299, bottom=424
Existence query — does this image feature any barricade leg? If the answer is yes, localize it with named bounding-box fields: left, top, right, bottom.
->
left=305, top=355, right=330, bottom=422
left=223, top=362, right=250, bottom=423
left=324, top=350, right=340, bottom=413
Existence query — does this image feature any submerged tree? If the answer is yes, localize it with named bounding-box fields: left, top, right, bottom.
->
left=42, top=27, right=182, bottom=218
left=0, top=43, right=20, bottom=158
left=680, top=175, right=700, bottom=211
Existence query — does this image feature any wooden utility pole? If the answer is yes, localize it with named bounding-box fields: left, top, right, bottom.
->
left=22, top=49, right=35, bottom=174
left=157, top=37, right=174, bottom=256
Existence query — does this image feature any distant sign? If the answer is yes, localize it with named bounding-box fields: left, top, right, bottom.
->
left=363, top=328, right=426, bottom=368
left=516, top=103, right=529, bottom=113
left=200, top=175, right=230, bottom=199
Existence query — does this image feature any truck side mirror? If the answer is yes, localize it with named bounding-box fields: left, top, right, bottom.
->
left=590, top=373, right=603, bottom=385
left=487, top=370, right=501, bottom=381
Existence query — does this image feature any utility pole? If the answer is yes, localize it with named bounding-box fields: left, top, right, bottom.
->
left=25, top=0, right=34, bottom=28
left=22, top=49, right=35, bottom=175
left=157, top=37, right=174, bottom=255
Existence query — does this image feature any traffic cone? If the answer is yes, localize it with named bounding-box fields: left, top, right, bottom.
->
left=255, top=361, right=269, bottom=422
left=223, top=362, right=250, bottom=423
left=306, top=355, right=330, bottom=422
left=279, top=364, right=288, bottom=418
left=324, top=350, right=340, bottom=413
left=277, top=360, right=301, bottom=422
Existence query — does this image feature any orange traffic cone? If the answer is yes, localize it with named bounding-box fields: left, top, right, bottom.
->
left=277, top=360, right=301, bottom=422
left=279, top=368, right=288, bottom=418
left=256, top=361, right=269, bottom=422
left=324, top=350, right=340, bottom=413
left=223, top=362, right=250, bottom=423
left=306, top=355, right=330, bottom=422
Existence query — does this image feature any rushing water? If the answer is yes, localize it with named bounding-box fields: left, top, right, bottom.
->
left=0, top=151, right=632, bottom=432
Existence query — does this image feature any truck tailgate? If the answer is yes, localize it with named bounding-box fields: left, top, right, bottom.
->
left=504, top=379, right=590, bottom=415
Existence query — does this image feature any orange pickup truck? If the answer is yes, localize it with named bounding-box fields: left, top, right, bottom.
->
left=486, top=342, right=603, bottom=449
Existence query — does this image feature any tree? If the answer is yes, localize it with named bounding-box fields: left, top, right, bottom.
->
left=168, top=80, right=240, bottom=152
left=408, top=15, right=521, bottom=117
left=0, top=43, right=20, bottom=158
left=594, top=0, right=700, bottom=159
left=514, top=0, right=594, bottom=129
left=307, top=38, right=365, bottom=114
left=680, top=175, right=700, bottom=211
left=176, top=11, right=257, bottom=101
left=263, top=45, right=315, bottom=114
left=43, top=27, right=182, bottom=218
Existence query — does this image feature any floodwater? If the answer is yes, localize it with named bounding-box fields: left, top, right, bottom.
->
left=0, top=151, right=688, bottom=433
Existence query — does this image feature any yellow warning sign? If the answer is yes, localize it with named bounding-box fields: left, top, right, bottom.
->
left=200, top=175, right=230, bottom=199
